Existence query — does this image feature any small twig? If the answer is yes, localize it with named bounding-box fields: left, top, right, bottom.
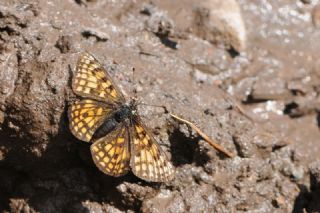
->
left=170, top=113, right=235, bottom=158
left=232, top=101, right=254, bottom=122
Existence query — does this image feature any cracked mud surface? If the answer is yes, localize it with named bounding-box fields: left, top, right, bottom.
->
left=0, top=0, right=320, bottom=212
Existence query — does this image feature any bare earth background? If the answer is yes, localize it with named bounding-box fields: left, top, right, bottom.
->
left=0, top=0, right=320, bottom=212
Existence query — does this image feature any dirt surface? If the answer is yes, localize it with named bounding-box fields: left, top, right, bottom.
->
left=0, top=0, right=319, bottom=212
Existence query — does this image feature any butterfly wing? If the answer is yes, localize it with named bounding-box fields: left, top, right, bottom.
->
left=72, top=52, right=125, bottom=104
left=68, top=99, right=113, bottom=142
left=130, top=117, right=175, bottom=182
left=90, top=124, right=131, bottom=177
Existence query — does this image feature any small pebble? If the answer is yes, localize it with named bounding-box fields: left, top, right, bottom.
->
left=273, top=195, right=286, bottom=208
left=301, top=0, right=312, bottom=4
left=312, top=4, right=320, bottom=28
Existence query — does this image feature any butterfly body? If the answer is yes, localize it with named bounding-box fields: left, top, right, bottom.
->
left=68, top=52, right=174, bottom=182
left=92, top=103, right=135, bottom=141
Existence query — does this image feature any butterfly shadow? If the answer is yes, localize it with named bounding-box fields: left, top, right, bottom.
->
left=0, top=103, right=143, bottom=212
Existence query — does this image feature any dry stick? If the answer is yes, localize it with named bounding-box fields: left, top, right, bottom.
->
left=170, top=113, right=235, bottom=158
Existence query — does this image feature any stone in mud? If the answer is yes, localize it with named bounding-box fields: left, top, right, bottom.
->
left=142, top=4, right=174, bottom=37
left=251, top=78, right=291, bottom=101
left=233, top=132, right=255, bottom=158
left=312, top=4, right=320, bottom=28
left=141, top=190, right=185, bottom=213
left=0, top=49, right=18, bottom=106
left=9, top=199, right=37, bottom=213
left=193, top=0, right=247, bottom=52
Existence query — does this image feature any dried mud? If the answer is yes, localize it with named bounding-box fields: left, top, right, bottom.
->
left=0, top=0, right=319, bottom=212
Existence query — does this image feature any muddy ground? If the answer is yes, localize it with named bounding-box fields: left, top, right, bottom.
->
left=0, top=0, right=320, bottom=212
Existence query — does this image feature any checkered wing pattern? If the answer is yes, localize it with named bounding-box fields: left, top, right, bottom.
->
left=68, top=99, right=112, bottom=142
left=130, top=119, right=174, bottom=182
left=69, top=52, right=175, bottom=182
left=90, top=125, right=131, bottom=177
left=72, top=52, right=125, bottom=104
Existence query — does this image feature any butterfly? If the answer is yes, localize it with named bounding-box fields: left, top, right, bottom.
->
left=68, top=52, right=174, bottom=182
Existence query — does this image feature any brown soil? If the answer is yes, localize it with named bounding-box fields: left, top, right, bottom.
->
left=0, top=0, right=319, bottom=212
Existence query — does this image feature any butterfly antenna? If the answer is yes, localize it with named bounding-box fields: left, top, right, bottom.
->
left=131, top=67, right=138, bottom=100
left=136, top=102, right=169, bottom=113
left=130, top=68, right=167, bottom=113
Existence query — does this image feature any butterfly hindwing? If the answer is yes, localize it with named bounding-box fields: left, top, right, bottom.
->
left=90, top=124, right=131, bottom=177
left=72, top=52, right=125, bottom=104
left=130, top=117, right=175, bottom=182
left=68, top=99, right=112, bottom=142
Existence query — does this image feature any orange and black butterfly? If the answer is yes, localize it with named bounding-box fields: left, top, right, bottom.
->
left=68, top=52, right=174, bottom=182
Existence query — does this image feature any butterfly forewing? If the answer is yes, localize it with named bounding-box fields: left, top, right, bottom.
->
left=130, top=118, right=174, bottom=182
left=72, top=52, right=125, bottom=104
left=68, top=99, right=112, bottom=142
left=90, top=124, right=131, bottom=177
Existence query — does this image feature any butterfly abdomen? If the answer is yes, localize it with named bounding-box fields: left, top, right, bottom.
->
left=92, top=105, right=131, bottom=140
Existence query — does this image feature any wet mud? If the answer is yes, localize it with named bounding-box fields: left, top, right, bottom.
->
left=0, top=0, right=319, bottom=212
